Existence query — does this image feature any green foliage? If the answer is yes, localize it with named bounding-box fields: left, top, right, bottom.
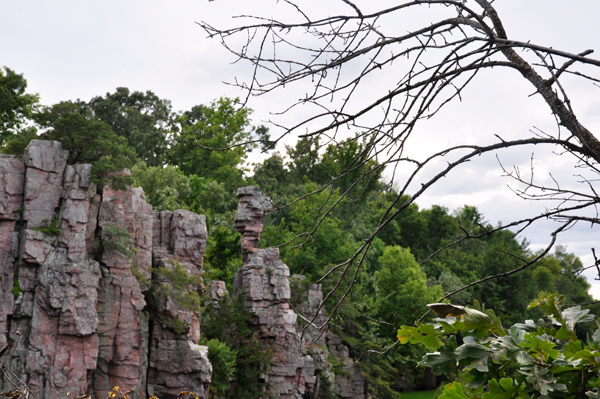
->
left=169, top=97, right=254, bottom=190
left=201, top=294, right=274, bottom=399
left=84, top=87, right=173, bottom=166
left=32, top=218, right=62, bottom=236
left=100, top=222, right=135, bottom=258
left=0, top=125, right=38, bottom=156
left=131, top=162, right=191, bottom=211
left=261, top=182, right=360, bottom=280
left=147, top=261, right=204, bottom=334
left=0, top=67, right=39, bottom=145
left=401, top=391, right=436, bottom=399
left=206, top=339, right=238, bottom=398
left=315, top=372, right=337, bottom=399
left=372, top=246, right=443, bottom=337
left=32, top=101, right=138, bottom=188
left=11, top=276, right=22, bottom=300
left=401, top=292, right=600, bottom=399
left=153, top=261, right=203, bottom=309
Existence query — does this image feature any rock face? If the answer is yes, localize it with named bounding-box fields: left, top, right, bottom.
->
left=232, top=187, right=366, bottom=399
left=147, top=210, right=210, bottom=399
left=0, top=141, right=211, bottom=399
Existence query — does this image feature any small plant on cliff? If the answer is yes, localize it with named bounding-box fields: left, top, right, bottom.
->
left=11, top=276, right=21, bottom=300
left=150, top=260, right=203, bottom=334
left=99, top=222, right=135, bottom=258
left=32, top=218, right=61, bottom=236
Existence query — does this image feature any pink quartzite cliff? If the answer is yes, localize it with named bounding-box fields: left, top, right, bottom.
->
left=0, top=141, right=211, bottom=399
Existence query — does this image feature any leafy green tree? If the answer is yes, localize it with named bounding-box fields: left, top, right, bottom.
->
left=131, top=162, right=191, bottom=212
left=32, top=101, right=137, bottom=187
left=0, top=126, right=38, bottom=156
left=372, top=246, right=442, bottom=336
left=285, top=138, right=328, bottom=185
left=84, top=87, right=173, bottom=166
left=261, top=183, right=359, bottom=280
left=201, top=295, right=274, bottom=399
left=206, top=339, right=237, bottom=398
left=169, top=97, right=259, bottom=192
left=0, top=67, right=39, bottom=145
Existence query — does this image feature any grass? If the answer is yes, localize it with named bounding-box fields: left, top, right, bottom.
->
left=401, top=391, right=436, bottom=399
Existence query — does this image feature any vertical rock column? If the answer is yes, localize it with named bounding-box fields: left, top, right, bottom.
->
left=147, top=210, right=211, bottom=399
left=8, top=140, right=69, bottom=396
left=232, top=186, right=366, bottom=399
left=233, top=187, right=317, bottom=399
left=2, top=141, right=103, bottom=399
left=26, top=162, right=101, bottom=399
left=293, top=277, right=367, bottom=399
left=0, top=155, right=24, bottom=350
left=234, top=186, right=272, bottom=262
left=92, top=182, right=153, bottom=399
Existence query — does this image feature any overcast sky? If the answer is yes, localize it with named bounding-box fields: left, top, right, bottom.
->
left=2, top=1, right=599, bottom=296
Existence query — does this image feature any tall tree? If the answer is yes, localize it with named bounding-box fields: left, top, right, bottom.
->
left=33, top=101, right=137, bottom=187
left=84, top=87, right=173, bottom=166
left=169, top=97, right=255, bottom=191
left=0, top=67, right=39, bottom=146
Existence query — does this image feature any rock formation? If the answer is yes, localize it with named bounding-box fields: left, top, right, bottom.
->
left=232, top=187, right=366, bottom=399
left=234, top=186, right=272, bottom=263
left=1, top=145, right=366, bottom=399
left=0, top=141, right=211, bottom=399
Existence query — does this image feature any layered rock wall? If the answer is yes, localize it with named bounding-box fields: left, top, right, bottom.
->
left=0, top=141, right=211, bottom=399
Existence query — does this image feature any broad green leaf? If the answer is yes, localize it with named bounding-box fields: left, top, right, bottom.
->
left=456, top=337, right=492, bottom=362
left=439, top=382, right=469, bottom=399
left=437, top=319, right=465, bottom=334
left=527, top=292, right=564, bottom=322
left=482, top=378, right=515, bottom=399
left=512, top=320, right=537, bottom=333
left=562, top=306, right=593, bottom=333
left=592, top=329, right=600, bottom=344
left=397, top=324, right=441, bottom=348
left=463, top=308, right=490, bottom=331
left=564, top=340, right=584, bottom=359
left=514, top=351, right=534, bottom=365
left=519, top=333, right=559, bottom=361
left=420, top=351, right=457, bottom=375
left=549, top=365, right=580, bottom=374
left=486, top=309, right=506, bottom=337
left=556, top=325, right=576, bottom=341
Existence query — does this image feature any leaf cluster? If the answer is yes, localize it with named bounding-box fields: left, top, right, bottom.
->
left=399, top=292, right=600, bottom=398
